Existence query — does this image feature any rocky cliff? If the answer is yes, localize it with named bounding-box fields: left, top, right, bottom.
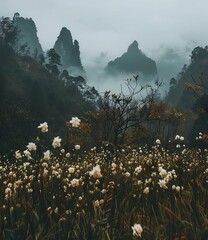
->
left=106, top=40, right=157, bottom=78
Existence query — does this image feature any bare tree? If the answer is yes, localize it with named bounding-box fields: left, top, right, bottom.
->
left=99, top=75, right=163, bottom=147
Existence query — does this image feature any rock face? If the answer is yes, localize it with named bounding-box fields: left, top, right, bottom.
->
left=54, top=27, right=85, bottom=76
left=13, top=13, right=43, bottom=57
left=105, top=40, right=157, bottom=78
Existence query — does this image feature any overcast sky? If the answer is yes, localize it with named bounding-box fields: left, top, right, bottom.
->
left=1, top=0, right=208, bottom=92
left=1, top=0, right=208, bottom=60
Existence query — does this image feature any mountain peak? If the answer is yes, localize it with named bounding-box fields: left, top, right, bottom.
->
left=105, top=40, right=157, bottom=78
left=54, top=27, right=85, bottom=76
left=13, top=14, right=43, bottom=57
left=60, top=27, right=72, bottom=35
left=127, top=40, right=139, bottom=52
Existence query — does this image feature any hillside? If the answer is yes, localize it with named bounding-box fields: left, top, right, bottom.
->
left=166, top=46, right=208, bottom=142
left=0, top=42, right=97, bottom=153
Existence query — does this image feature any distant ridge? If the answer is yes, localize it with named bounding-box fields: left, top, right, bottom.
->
left=105, top=40, right=157, bottom=78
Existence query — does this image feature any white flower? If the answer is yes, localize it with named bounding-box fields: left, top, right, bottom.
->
left=70, top=178, right=79, bottom=187
left=180, top=136, right=184, bottom=141
left=27, top=142, right=37, bottom=151
left=135, top=166, right=142, bottom=174
left=66, top=152, right=70, bottom=158
left=143, top=187, right=149, bottom=194
left=23, top=149, right=31, bottom=159
left=5, top=187, right=12, bottom=198
left=54, top=207, right=59, bottom=214
left=138, top=180, right=142, bottom=186
left=89, top=165, right=103, bottom=178
left=43, top=150, right=50, bottom=161
left=38, top=122, right=48, bottom=133
left=125, top=172, right=131, bottom=177
left=156, top=139, right=161, bottom=144
left=111, top=163, right=117, bottom=169
left=158, top=179, right=168, bottom=189
left=15, top=150, right=22, bottom=159
left=159, top=167, right=167, bottom=177
left=94, top=200, right=100, bottom=207
left=68, top=167, right=75, bottom=173
left=75, top=145, right=80, bottom=150
left=70, top=117, right=81, bottom=128
left=132, top=223, right=143, bottom=237
left=175, top=135, right=180, bottom=140
left=52, top=136, right=62, bottom=148
left=42, top=162, right=48, bottom=168
left=61, top=149, right=65, bottom=154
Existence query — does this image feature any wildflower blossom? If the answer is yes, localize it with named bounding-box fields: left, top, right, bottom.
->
left=125, top=172, right=131, bottom=177
left=175, top=135, right=180, bottom=140
left=43, top=150, right=50, bottom=161
left=135, top=166, right=142, bottom=174
left=159, top=167, right=167, bottom=177
left=5, top=187, right=12, bottom=198
left=27, top=142, right=37, bottom=151
left=70, top=117, right=81, bottom=128
left=143, top=187, right=150, bottom=194
left=94, top=200, right=100, bottom=207
left=54, top=207, right=59, bottom=214
left=42, top=162, right=48, bottom=168
left=68, top=167, right=75, bottom=173
left=38, top=122, right=48, bottom=133
left=89, top=165, right=102, bottom=178
left=132, top=223, right=143, bottom=237
left=52, top=136, right=62, bottom=148
left=156, top=139, right=161, bottom=144
left=15, top=150, right=22, bottom=159
left=70, top=178, right=79, bottom=187
left=75, top=145, right=80, bottom=150
left=158, top=179, right=168, bottom=189
left=23, top=149, right=31, bottom=160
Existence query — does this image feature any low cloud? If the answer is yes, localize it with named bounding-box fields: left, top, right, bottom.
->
left=1, top=0, right=208, bottom=94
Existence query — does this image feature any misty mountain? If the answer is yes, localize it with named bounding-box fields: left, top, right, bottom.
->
left=105, top=40, right=157, bottom=79
left=13, top=12, right=43, bottom=57
left=54, top=27, right=85, bottom=77
left=167, top=46, right=208, bottom=108
left=166, top=46, right=208, bottom=141
left=156, top=48, right=189, bottom=81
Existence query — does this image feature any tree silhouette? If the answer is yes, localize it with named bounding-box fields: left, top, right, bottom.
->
left=47, top=48, right=61, bottom=66
left=0, top=17, right=18, bottom=47
left=46, top=48, right=61, bottom=75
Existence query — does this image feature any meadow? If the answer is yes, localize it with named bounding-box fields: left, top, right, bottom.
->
left=0, top=121, right=208, bottom=240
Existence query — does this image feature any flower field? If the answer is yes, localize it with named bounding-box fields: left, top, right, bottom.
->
left=0, top=122, right=208, bottom=239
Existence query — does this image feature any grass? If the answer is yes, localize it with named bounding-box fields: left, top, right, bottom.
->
left=0, top=135, right=208, bottom=239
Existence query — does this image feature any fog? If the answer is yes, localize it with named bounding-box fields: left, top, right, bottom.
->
left=1, top=0, right=208, bottom=94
